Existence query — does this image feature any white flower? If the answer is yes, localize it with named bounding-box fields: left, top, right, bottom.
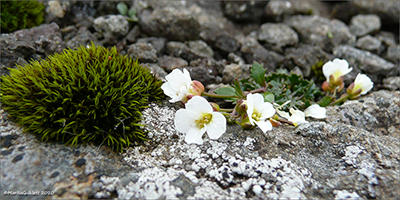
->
left=288, top=108, right=308, bottom=125
left=161, top=69, right=204, bottom=103
left=174, top=96, right=226, bottom=145
left=353, top=73, right=373, bottom=95
left=323, top=58, right=352, bottom=83
left=246, top=93, right=276, bottom=133
left=304, top=104, right=326, bottom=119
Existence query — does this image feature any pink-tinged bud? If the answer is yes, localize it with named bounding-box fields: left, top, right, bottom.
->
left=269, top=118, right=281, bottom=127
left=337, top=82, right=345, bottom=93
left=190, top=80, right=205, bottom=96
left=322, top=81, right=334, bottom=92
left=209, top=102, right=220, bottom=111
left=346, top=82, right=362, bottom=98
left=235, top=99, right=247, bottom=115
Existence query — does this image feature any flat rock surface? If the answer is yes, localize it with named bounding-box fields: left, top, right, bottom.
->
left=1, top=90, right=399, bottom=199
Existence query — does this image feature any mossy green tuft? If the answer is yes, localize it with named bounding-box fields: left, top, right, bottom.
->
left=1, top=0, right=45, bottom=33
left=0, top=43, right=164, bottom=152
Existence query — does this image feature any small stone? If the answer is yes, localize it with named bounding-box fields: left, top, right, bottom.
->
left=1, top=149, right=13, bottom=156
left=1, top=139, right=12, bottom=148
left=75, top=158, right=86, bottom=167
left=252, top=185, right=263, bottom=196
left=18, top=146, right=25, bottom=151
left=50, top=171, right=60, bottom=178
left=93, top=15, right=129, bottom=36
left=127, top=43, right=158, bottom=63
left=349, top=14, right=381, bottom=37
left=222, top=64, right=251, bottom=84
left=158, top=56, right=188, bottom=72
left=355, top=35, right=382, bottom=53
left=47, top=0, right=65, bottom=18
left=12, top=153, right=25, bottom=163
left=383, top=76, right=400, bottom=91
left=258, top=23, right=298, bottom=52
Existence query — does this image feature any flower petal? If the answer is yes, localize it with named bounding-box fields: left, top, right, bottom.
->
left=185, top=96, right=213, bottom=114
left=323, top=58, right=352, bottom=82
left=255, top=120, right=273, bottom=133
left=354, top=73, right=373, bottom=95
left=288, top=108, right=308, bottom=124
left=166, top=69, right=191, bottom=90
left=258, top=102, right=276, bottom=120
left=276, top=109, right=290, bottom=119
left=184, top=127, right=206, bottom=145
left=206, top=112, right=226, bottom=140
left=174, top=109, right=196, bottom=133
left=304, top=104, right=326, bottom=119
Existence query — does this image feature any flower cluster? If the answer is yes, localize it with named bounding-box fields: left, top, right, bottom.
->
left=161, top=58, right=373, bottom=145
left=320, top=58, right=373, bottom=105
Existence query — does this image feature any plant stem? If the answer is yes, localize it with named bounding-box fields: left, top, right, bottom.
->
left=332, top=94, right=350, bottom=105
left=220, top=108, right=234, bottom=112
left=202, top=92, right=240, bottom=99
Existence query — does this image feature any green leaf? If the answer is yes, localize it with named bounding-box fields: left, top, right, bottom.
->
left=233, top=79, right=244, bottom=97
left=116, top=3, right=128, bottom=15
left=250, top=62, right=267, bottom=87
left=214, top=86, right=237, bottom=96
left=262, top=92, right=275, bottom=103
left=318, top=96, right=334, bottom=107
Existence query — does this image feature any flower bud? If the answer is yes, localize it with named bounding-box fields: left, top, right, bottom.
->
left=269, top=118, right=281, bottom=127
left=235, top=99, right=247, bottom=115
left=333, top=75, right=344, bottom=87
left=322, top=81, right=333, bottom=92
left=346, top=82, right=362, bottom=97
left=240, top=114, right=254, bottom=130
left=337, top=82, right=345, bottom=93
left=189, top=80, right=205, bottom=96
left=209, top=102, right=220, bottom=112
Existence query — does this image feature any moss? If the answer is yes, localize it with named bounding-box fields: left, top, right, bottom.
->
left=1, top=0, right=45, bottom=33
left=0, top=42, right=165, bottom=152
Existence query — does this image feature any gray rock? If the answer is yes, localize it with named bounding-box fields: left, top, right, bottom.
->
left=141, top=63, right=167, bottom=79
left=349, top=14, right=381, bottom=37
left=166, top=41, right=206, bottom=62
left=127, top=43, right=158, bottom=63
left=214, top=34, right=240, bottom=57
left=187, top=40, right=214, bottom=58
left=285, top=15, right=356, bottom=52
left=138, top=7, right=201, bottom=41
left=383, top=76, right=400, bottom=91
left=2, top=90, right=400, bottom=199
left=332, top=0, right=399, bottom=27
left=227, top=53, right=245, bottom=65
left=93, top=15, right=129, bottom=36
left=282, top=44, right=334, bottom=78
left=125, top=26, right=140, bottom=43
left=258, top=23, right=298, bottom=53
left=333, top=45, right=398, bottom=81
left=65, top=27, right=100, bottom=49
left=158, top=56, right=188, bottom=72
left=386, top=45, right=400, bottom=64
left=240, top=36, right=284, bottom=72
left=187, top=58, right=226, bottom=86
left=190, top=57, right=227, bottom=76
left=355, top=35, right=382, bottom=54
left=221, top=0, right=267, bottom=22
left=137, top=37, right=167, bottom=57
left=264, top=0, right=331, bottom=22
left=222, top=64, right=251, bottom=84
left=376, top=31, right=397, bottom=47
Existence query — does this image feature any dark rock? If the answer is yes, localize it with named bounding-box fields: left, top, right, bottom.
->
left=282, top=44, right=334, bottom=78
left=137, top=37, right=167, bottom=57
left=258, top=23, right=298, bottom=53
left=12, top=153, right=25, bottom=163
left=240, top=36, right=284, bottom=72
left=383, top=76, right=400, bottom=90
left=355, top=35, right=382, bottom=54
left=50, top=171, right=60, bottom=178
left=186, top=59, right=223, bottom=86
left=125, top=26, right=141, bottom=43
left=285, top=15, right=356, bottom=52
left=1, top=139, right=13, bottom=148
left=376, top=31, right=397, bottom=47
left=1, top=149, right=13, bottom=156
left=333, top=45, right=398, bottom=82
left=214, top=34, right=240, bottom=57
left=221, top=0, right=267, bottom=22
left=264, top=0, right=331, bottom=22
left=349, top=14, right=381, bottom=37
left=75, top=158, right=86, bottom=167
left=138, top=7, right=201, bottom=41
left=0, top=34, right=35, bottom=76
left=190, top=57, right=227, bottom=75
left=166, top=41, right=206, bottom=62
left=158, top=56, right=188, bottom=72
left=127, top=43, right=158, bottom=63
left=65, top=27, right=100, bottom=49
